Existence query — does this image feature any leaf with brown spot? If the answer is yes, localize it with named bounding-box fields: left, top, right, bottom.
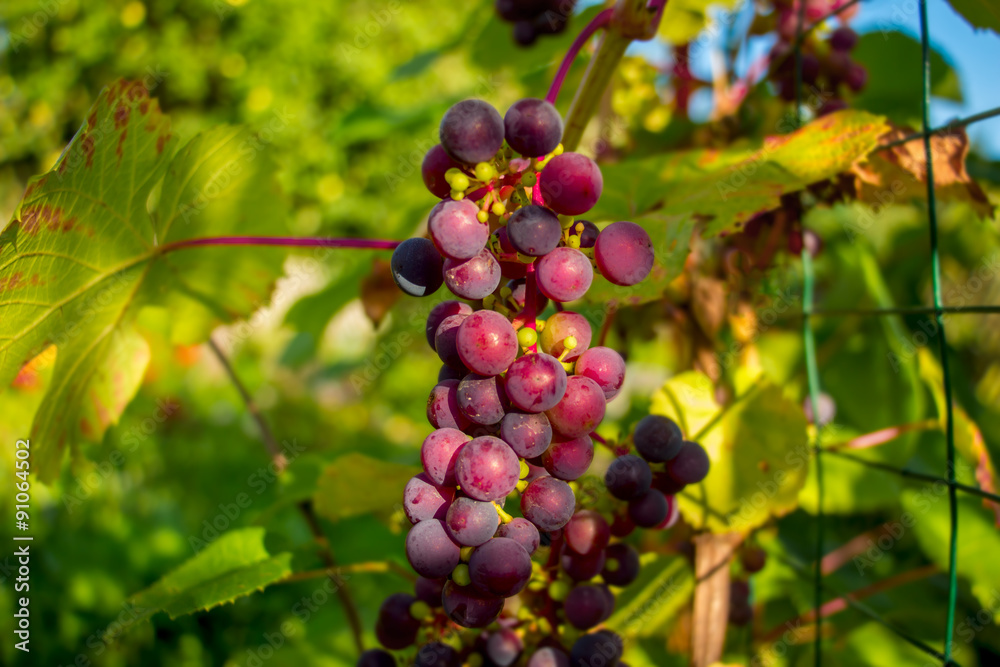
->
left=0, top=79, right=290, bottom=481
left=853, top=126, right=995, bottom=221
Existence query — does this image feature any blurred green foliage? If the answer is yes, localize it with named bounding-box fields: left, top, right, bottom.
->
left=2, top=1, right=1000, bottom=666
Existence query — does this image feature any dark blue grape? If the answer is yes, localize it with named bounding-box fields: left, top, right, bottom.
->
left=357, top=648, right=396, bottom=667
left=506, top=204, right=562, bottom=256
left=374, top=592, right=419, bottom=649
left=666, top=440, right=711, bottom=484
left=440, top=99, right=505, bottom=165
left=415, top=642, right=461, bottom=667
left=627, top=489, right=668, bottom=528
left=633, top=414, right=683, bottom=463
left=391, top=237, right=444, bottom=297
left=605, top=454, right=652, bottom=501
left=468, top=536, right=532, bottom=597
left=442, top=581, right=505, bottom=628
left=602, top=543, right=640, bottom=587
left=565, top=584, right=614, bottom=630
left=570, top=630, right=623, bottom=666
left=504, top=98, right=563, bottom=157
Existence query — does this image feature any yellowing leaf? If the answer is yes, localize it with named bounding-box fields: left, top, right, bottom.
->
left=651, top=372, right=810, bottom=533
left=0, top=80, right=290, bottom=481
left=853, top=126, right=995, bottom=221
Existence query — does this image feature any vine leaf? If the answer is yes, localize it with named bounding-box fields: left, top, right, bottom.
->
left=0, top=79, right=290, bottom=481
left=658, top=0, right=742, bottom=44
left=650, top=371, right=809, bottom=533
left=944, top=0, right=1000, bottom=36
left=589, top=110, right=889, bottom=238
left=314, top=452, right=421, bottom=522
left=852, top=125, right=995, bottom=221
left=130, top=527, right=292, bottom=620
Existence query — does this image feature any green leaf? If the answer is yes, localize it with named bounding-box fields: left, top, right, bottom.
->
left=658, top=0, right=743, bottom=44
left=944, top=0, right=1000, bottom=35
left=852, top=32, right=962, bottom=124
left=0, top=79, right=289, bottom=481
left=651, top=371, right=810, bottom=533
left=314, top=452, right=421, bottom=522
left=130, top=527, right=292, bottom=620
left=589, top=111, right=889, bottom=238
left=605, top=553, right=694, bottom=638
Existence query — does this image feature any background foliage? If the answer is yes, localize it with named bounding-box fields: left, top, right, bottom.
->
left=1, top=0, right=999, bottom=666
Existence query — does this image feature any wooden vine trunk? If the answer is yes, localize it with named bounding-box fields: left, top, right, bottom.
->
left=692, top=533, right=743, bottom=667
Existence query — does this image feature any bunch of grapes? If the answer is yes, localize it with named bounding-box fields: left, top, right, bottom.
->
left=358, top=96, right=671, bottom=665
left=767, top=0, right=866, bottom=115
left=495, top=0, right=578, bottom=46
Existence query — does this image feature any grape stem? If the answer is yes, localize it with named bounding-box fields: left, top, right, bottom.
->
left=159, top=236, right=401, bottom=253
left=545, top=8, right=615, bottom=106
left=525, top=261, right=539, bottom=353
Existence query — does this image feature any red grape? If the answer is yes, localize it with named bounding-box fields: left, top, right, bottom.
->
left=504, top=353, right=567, bottom=413
left=538, top=152, right=603, bottom=215
left=445, top=496, right=500, bottom=546
left=455, top=436, right=520, bottom=502
left=422, top=144, right=463, bottom=199
left=427, top=379, right=471, bottom=430
left=496, top=517, right=540, bottom=555
left=406, top=518, right=461, bottom=579
left=541, top=434, right=594, bottom=481
left=421, top=428, right=469, bottom=487
left=442, top=581, right=504, bottom=628
left=574, top=346, right=626, bottom=400
left=375, top=592, right=420, bottom=649
left=594, top=221, right=654, bottom=287
left=443, top=248, right=501, bottom=300
left=468, top=536, right=532, bottom=597
left=545, top=375, right=606, bottom=438
left=563, top=510, right=610, bottom=556
left=520, top=476, right=575, bottom=531
left=499, top=410, right=552, bottom=458
left=456, top=309, right=519, bottom=376
left=504, top=98, right=563, bottom=158
left=434, top=313, right=469, bottom=369
left=536, top=247, right=593, bottom=303
left=538, top=310, right=591, bottom=361
left=427, top=300, right=474, bottom=349
left=457, top=373, right=508, bottom=425
left=429, top=199, right=490, bottom=261
left=440, top=99, right=505, bottom=165
left=404, top=473, right=456, bottom=524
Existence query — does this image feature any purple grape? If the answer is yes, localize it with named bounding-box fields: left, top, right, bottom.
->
left=526, top=647, right=570, bottom=667
left=594, top=221, right=654, bottom=287
left=504, top=98, right=563, bottom=158
left=499, top=410, right=552, bottom=458
left=545, top=375, right=606, bottom=438
left=605, top=455, right=652, bottom=501
left=570, top=631, right=623, bottom=666
left=496, top=517, right=541, bottom=555
left=442, top=581, right=505, bottom=628
left=455, top=436, right=520, bottom=502
left=435, top=313, right=469, bottom=369
left=572, top=219, right=599, bottom=248
left=845, top=63, right=867, bottom=92
left=830, top=26, right=857, bottom=51
left=486, top=628, right=524, bottom=667
left=520, top=476, right=575, bottom=531
left=457, top=373, right=508, bottom=425
left=536, top=247, right=593, bottom=303
left=427, top=301, right=474, bottom=349
left=440, top=99, right=505, bottom=165
left=427, top=379, right=471, bottom=430
left=538, top=152, right=603, bottom=215
left=438, top=365, right=464, bottom=382
left=560, top=548, right=606, bottom=581
left=513, top=20, right=537, bottom=45
left=496, top=0, right=538, bottom=22
left=574, top=346, right=626, bottom=400
left=358, top=648, right=396, bottom=667
left=538, top=310, right=592, bottom=361
left=415, top=642, right=461, bottom=667
left=504, top=353, right=567, bottom=413
left=633, top=414, right=683, bottom=463
left=742, top=545, right=767, bottom=573
left=666, top=441, right=711, bottom=485
left=375, top=592, right=419, bottom=649
left=506, top=204, right=562, bottom=257
left=602, top=542, right=640, bottom=587
left=404, top=473, right=456, bottom=524
left=469, top=536, right=532, bottom=597
left=628, top=489, right=669, bottom=528
left=391, top=237, right=444, bottom=297
left=541, top=434, right=594, bottom=481
left=652, top=470, right=686, bottom=495
left=415, top=576, right=447, bottom=607
left=429, top=199, right=490, bottom=261
left=610, top=512, right=635, bottom=538
left=422, top=144, right=463, bottom=198
left=421, top=428, right=469, bottom=487
left=406, top=518, right=461, bottom=578
left=456, top=309, right=519, bottom=376
left=563, top=510, right=610, bottom=556
left=443, top=248, right=501, bottom=300
left=565, top=584, right=614, bottom=630
left=506, top=277, right=549, bottom=313
left=445, top=496, right=500, bottom=546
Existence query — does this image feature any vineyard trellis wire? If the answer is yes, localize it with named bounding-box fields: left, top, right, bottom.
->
left=785, top=0, right=1000, bottom=664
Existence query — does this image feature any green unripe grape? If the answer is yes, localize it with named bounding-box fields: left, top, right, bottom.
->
left=460, top=546, right=475, bottom=562
left=467, top=653, right=484, bottom=667
left=521, top=171, right=537, bottom=187
left=409, top=600, right=432, bottom=620
left=519, top=459, right=530, bottom=480
left=496, top=504, right=514, bottom=524
left=553, top=143, right=565, bottom=156
left=452, top=563, right=471, bottom=586
left=449, top=172, right=470, bottom=191
left=535, top=318, right=546, bottom=331
left=548, top=580, right=571, bottom=602
left=450, top=189, right=465, bottom=201
left=563, top=336, right=578, bottom=350
left=483, top=294, right=497, bottom=309
left=559, top=214, right=575, bottom=229
left=491, top=201, right=506, bottom=216
left=528, top=579, right=548, bottom=592
left=538, top=617, right=554, bottom=635
left=477, top=210, right=489, bottom=223
left=517, top=327, right=538, bottom=348
left=567, top=234, right=581, bottom=249
left=475, top=162, right=497, bottom=182
left=604, top=558, right=620, bottom=572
